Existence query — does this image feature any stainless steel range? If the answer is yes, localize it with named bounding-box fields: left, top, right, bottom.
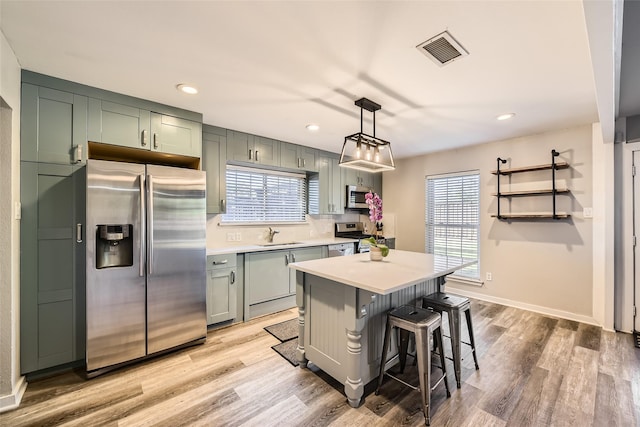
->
left=335, top=222, right=374, bottom=253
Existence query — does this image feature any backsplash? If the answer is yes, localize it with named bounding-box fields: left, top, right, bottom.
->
left=206, top=213, right=360, bottom=248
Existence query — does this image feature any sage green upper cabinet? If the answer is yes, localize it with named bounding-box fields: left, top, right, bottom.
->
left=150, top=113, right=202, bottom=158
left=88, top=99, right=151, bottom=150
left=21, top=84, right=87, bottom=165
left=316, top=154, right=343, bottom=214
left=280, top=142, right=318, bottom=171
left=20, top=162, right=85, bottom=373
left=227, top=130, right=280, bottom=167
left=202, top=125, right=227, bottom=214
left=88, top=99, right=202, bottom=158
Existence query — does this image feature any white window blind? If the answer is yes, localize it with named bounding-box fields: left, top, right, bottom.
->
left=223, top=165, right=307, bottom=223
left=425, top=171, right=480, bottom=279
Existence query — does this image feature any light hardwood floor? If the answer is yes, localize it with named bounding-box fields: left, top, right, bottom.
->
left=1, top=298, right=639, bottom=426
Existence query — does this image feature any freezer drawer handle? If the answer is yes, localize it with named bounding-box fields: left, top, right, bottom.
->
left=230, top=271, right=236, bottom=284
left=76, top=223, right=82, bottom=243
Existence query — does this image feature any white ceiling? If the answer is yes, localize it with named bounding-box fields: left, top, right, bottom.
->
left=1, top=1, right=604, bottom=159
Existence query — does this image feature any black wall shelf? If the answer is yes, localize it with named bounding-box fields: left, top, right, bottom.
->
left=492, top=149, right=571, bottom=221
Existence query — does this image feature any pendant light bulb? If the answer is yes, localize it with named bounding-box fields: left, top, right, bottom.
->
left=356, top=141, right=362, bottom=159
left=374, top=146, right=380, bottom=163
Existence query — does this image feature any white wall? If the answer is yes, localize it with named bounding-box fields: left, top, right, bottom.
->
left=383, top=125, right=595, bottom=323
left=0, top=21, right=27, bottom=411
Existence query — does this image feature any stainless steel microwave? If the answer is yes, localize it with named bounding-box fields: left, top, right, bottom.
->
left=346, top=185, right=371, bottom=209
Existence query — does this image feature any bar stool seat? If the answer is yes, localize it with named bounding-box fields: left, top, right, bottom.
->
left=376, top=305, right=451, bottom=426
left=422, top=292, right=479, bottom=388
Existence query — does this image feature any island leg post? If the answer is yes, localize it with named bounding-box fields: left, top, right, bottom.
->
left=295, top=271, right=308, bottom=368
left=344, top=288, right=366, bottom=407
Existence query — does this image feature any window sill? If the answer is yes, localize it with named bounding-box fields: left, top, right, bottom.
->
left=445, top=275, right=484, bottom=287
left=218, top=221, right=308, bottom=227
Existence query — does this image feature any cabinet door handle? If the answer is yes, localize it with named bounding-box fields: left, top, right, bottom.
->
left=74, top=145, right=83, bottom=164
left=76, top=223, right=82, bottom=243
left=255, top=150, right=259, bottom=162
left=221, top=199, right=226, bottom=213
left=303, top=159, right=306, bottom=167
left=284, top=254, right=289, bottom=266
left=298, top=158, right=301, bottom=168
left=213, top=259, right=228, bottom=265
left=249, top=149, right=253, bottom=160
left=141, top=130, right=148, bottom=147
left=153, top=133, right=159, bottom=149
left=230, top=271, right=236, bottom=284
left=291, top=253, right=296, bottom=263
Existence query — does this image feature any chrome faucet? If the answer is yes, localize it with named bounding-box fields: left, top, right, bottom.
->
left=267, top=227, right=279, bottom=243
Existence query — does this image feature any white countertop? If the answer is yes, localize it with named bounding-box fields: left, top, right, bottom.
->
left=289, top=250, right=476, bottom=295
left=206, top=237, right=358, bottom=256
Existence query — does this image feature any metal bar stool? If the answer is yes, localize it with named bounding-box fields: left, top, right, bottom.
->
left=422, top=292, right=479, bottom=388
left=376, top=305, right=451, bottom=426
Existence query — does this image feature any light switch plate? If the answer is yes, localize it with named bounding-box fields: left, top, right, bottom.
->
left=583, top=207, right=593, bottom=218
left=14, top=201, right=21, bottom=220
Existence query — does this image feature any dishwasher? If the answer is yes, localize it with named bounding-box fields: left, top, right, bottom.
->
left=327, top=242, right=355, bottom=257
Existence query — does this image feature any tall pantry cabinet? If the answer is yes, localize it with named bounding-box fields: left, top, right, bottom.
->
left=20, top=79, right=87, bottom=373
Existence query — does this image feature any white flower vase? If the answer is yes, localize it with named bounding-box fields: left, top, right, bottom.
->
left=370, top=246, right=383, bottom=261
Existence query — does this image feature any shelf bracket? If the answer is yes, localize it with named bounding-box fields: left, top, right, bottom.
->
left=551, top=149, right=559, bottom=219
left=496, top=157, right=507, bottom=219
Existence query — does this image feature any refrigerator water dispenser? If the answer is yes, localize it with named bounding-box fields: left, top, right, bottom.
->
left=96, top=224, right=133, bottom=269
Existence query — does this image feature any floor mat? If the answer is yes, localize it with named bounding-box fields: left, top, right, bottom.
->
left=271, top=339, right=299, bottom=367
left=264, top=318, right=298, bottom=342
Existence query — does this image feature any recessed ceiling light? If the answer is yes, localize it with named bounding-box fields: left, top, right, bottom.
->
left=306, top=124, right=320, bottom=132
left=497, top=113, right=515, bottom=121
left=176, top=84, right=198, bottom=95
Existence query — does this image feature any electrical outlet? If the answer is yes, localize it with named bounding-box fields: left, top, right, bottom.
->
left=226, top=232, right=235, bottom=242
left=583, top=207, right=593, bottom=218
left=486, top=272, right=492, bottom=281
left=235, top=232, right=242, bottom=241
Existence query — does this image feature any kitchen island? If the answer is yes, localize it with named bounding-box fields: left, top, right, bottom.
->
left=288, top=250, right=475, bottom=407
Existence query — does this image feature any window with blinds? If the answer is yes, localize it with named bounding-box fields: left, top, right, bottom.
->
left=222, top=165, right=307, bottom=223
left=425, top=171, right=480, bottom=279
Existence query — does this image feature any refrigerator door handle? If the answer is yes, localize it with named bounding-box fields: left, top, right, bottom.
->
left=139, top=173, right=146, bottom=277
left=148, top=174, right=154, bottom=276
left=76, top=223, right=82, bottom=243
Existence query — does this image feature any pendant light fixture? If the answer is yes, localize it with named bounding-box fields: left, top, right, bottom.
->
left=339, top=98, right=395, bottom=172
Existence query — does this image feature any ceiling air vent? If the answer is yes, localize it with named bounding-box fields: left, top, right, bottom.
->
left=416, top=30, right=469, bottom=66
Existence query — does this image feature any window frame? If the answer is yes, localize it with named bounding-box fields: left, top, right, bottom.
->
left=425, top=170, right=481, bottom=282
left=221, top=165, right=308, bottom=225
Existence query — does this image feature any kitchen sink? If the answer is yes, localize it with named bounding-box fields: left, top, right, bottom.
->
left=259, top=241, right=302, bottom=247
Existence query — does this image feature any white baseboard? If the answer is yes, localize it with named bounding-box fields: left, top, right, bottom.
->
left=0, top=375, right=27, bottom=413
left=445, top=286, right=602, bottom=327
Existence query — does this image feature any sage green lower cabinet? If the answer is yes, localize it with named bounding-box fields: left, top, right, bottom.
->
left=245, top=246, right=325, bottom=319
left=206, top=254, right=238, bottom=325
left=20, top=162, right=86, bottom=374
left=21, top=83, right=87, bottom=165
left=202, top=125, right=227, bottom=214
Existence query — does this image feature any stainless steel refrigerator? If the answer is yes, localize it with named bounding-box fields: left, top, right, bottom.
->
left=86, top=159, right=206, bottom=376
